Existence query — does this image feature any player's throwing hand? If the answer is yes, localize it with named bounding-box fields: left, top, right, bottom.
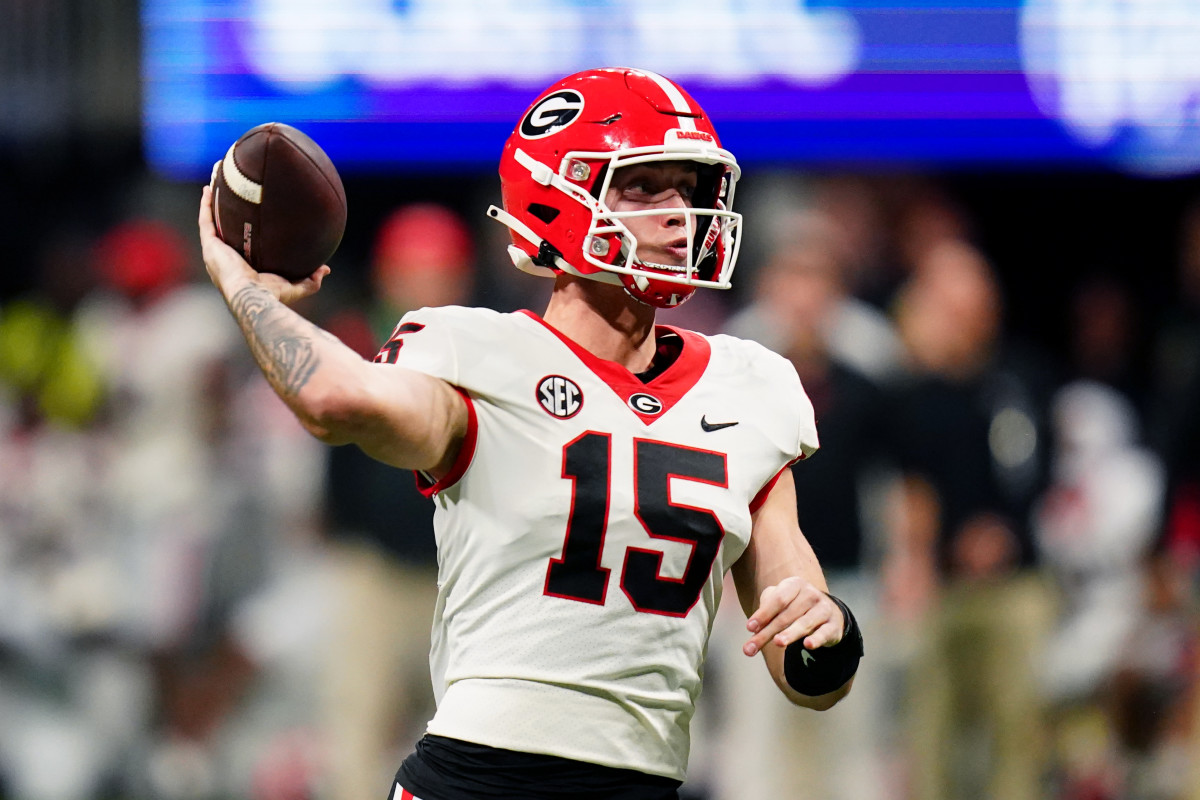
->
left=199, top=185, right=328, bottom=305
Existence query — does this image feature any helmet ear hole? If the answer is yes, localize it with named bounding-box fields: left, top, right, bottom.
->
left=527, top=203, right=560, bottom=224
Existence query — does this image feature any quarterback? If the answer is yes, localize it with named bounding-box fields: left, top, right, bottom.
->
left=198, top=68, right=862, bottom=800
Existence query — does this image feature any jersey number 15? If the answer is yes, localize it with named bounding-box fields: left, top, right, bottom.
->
left=545, top=432, right=727, bottom=618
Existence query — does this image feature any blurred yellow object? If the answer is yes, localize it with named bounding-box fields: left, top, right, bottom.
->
left=0, top=300, right=105, bottom=427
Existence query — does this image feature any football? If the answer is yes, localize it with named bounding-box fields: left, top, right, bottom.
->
left=209, top=122, right=347, bottom=281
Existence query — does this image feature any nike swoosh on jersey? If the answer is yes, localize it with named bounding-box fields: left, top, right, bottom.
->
left=700, top=415, right=739, bottom=432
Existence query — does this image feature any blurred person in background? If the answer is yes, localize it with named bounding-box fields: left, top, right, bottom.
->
left=76, top=218, right=329, bottom=800
left=1032, top=382, right=1166, bottom=799
left=1150, top=201, right=1200, bottom=800
left=886, top=240, right=1057, bottom=800
left=700, top=215, right=898, bottom=800
left=1040, top=273, right=1200, bottom=800
left=0, top=230, right=127, bottom=800
left=1151, top=202, right=1200, bottom=577
left=725, top=195, right=903, bottom=384
left=318, top=203, right=475, bottom=800
left=1106, top=549, right=1198, bottom=800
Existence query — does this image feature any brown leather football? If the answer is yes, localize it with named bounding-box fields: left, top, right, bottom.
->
left=210, top=122, right=347, bottom=281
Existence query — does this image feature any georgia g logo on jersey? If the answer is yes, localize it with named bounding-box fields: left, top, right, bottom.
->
left=628, top=393, right=664, bottom=416
left=520, top=90, right=585, bottom=139
left=538, top=375, right=583, bottom=419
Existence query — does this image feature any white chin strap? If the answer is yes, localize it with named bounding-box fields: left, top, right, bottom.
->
left=486, top=204, right=622, bottom=286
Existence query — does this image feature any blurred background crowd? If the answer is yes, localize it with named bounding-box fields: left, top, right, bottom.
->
left=3, top=2, right=1200, bottom=800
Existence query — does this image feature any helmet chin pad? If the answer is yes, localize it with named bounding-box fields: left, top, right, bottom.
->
left=619, top=264, right=697, bottom=309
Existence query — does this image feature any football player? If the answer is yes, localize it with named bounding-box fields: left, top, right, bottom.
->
left=198, top=67, right=863, bottom=800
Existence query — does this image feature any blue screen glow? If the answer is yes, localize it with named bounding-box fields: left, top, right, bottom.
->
left=142, top=0, right=1200, bottom=177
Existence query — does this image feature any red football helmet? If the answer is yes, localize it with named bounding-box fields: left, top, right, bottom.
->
left=488, top=68, right=742, bottom=308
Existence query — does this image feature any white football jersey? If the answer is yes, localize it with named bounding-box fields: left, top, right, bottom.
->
left=378, top=306, right=819, bottom=781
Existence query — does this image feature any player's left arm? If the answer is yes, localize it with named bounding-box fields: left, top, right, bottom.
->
left=731, top=468, right=860, bottom=710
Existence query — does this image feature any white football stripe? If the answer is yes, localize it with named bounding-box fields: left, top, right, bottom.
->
left=222, top=144, right=263, bottom=205
left=213, top=186, right=224, bottom=239
left=637, top=69, right=697, bottom=131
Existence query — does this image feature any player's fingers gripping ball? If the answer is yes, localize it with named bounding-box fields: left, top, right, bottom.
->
left=210, top=122, right=347, bottom=282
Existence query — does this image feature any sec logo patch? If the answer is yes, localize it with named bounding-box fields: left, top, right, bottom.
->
left=537, top=375, right=583, bottom=419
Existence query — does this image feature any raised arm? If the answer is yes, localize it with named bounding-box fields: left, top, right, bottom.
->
left=198, top=186, right=468, bottom=475
left=731, top=468, right=858, bottom=710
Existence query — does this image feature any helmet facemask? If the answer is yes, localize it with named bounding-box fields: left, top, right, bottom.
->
left=583, top=155, right=741, bottom=307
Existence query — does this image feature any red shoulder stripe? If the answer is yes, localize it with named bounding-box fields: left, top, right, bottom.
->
left=415, top=386, right=477, bottom=498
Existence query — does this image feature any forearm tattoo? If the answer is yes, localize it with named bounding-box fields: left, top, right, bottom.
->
left=228, top=285, right=319, bottom=396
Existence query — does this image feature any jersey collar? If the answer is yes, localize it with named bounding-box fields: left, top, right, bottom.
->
left=519, top=309, right=711, bottom=425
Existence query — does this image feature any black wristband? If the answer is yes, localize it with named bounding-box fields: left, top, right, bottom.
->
left=782, top=593, right=864, bottom=697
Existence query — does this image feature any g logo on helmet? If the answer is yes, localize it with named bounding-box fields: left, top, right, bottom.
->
left=520, top=90, right=585, bottom=140
left=628, top=393, right=664, bottom=416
